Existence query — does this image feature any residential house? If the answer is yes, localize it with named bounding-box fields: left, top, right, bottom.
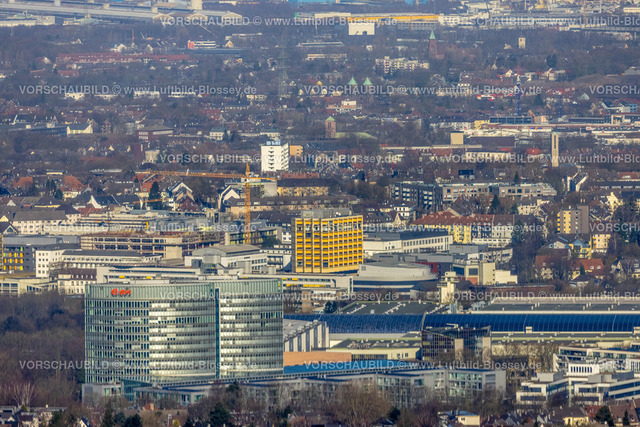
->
left=548, top=235, right=592, bottom=258
left=3, top=209, right=72, bottom=234
left=573, top=258, right=605, bottom=278
left=66, top=123, right=93, bottom=135
left=535, top=249, right=571, bottom=280
left=59, top=175, right=87, bottom=199
left=208, top=126, right=226, bottom=141
left=166, top=182, right=199, bottom=212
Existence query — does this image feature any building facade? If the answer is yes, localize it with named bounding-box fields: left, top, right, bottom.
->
left=284, top=319, right=329, bottom=352
left=557, top=206, right=589, bottom=234
left=292, top=211, right=363, bottom=273
left=80, top=232, right=220, bottom=259
left=363, top=230, right=451, bottom=257
left=3, top=235, right=79, bottom=273
left=260, top=140, right=289, bottom=173
left=84, top=278, right=283, bottom=400
left=421, top=326, right=491, bottom=362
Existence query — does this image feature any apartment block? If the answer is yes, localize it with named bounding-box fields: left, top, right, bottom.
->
left=260, top=139, right=289, bottom=173
left=557, top=205, right=589, bottom=234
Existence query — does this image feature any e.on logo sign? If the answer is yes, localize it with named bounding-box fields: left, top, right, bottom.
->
left=111, top=288, right=132, bottom=297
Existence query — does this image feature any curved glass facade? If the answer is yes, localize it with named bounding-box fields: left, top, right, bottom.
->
left=86, top=279, right=283, bottom=385
left=218, top=281, right=284, bottom=378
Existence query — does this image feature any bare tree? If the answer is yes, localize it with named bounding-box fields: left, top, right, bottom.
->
left=412, top=396, right=442, bottom=427
left=11, top=382, right=36, bottom=408
left=332, top=382, right=391, bottom=427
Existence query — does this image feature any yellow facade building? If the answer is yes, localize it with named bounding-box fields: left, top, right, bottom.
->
left=292, top=211, right=363, bottom=273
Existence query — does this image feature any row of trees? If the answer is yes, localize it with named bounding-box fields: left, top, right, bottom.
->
left=0, top=292, right=84, bottom=407
left=178, top=381, right=508, bottom=427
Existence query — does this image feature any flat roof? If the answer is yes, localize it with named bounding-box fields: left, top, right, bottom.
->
left=286, top=312, right=640, bottom=334
left=341, top=301, right=436, bottom=315
left=331, top=338, right=420, bottom=350
left=364, top=230, right=449, bottom=241
left=477, top=298, right=640, bottom=314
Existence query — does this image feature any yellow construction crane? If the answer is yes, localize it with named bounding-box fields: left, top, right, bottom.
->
left=142, top=163, right=276, bottom=240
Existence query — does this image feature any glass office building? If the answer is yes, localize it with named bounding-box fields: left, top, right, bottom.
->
left=85, top=279, right=283, bottom=388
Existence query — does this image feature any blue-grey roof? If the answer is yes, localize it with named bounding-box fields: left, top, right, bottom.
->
left=285, top=313, right=640, bottom=334
left=284, top=360, right=406, bottom=375
left=285, top=314, right=425, bottom=333
left=422, top=314, right=640, bottom=332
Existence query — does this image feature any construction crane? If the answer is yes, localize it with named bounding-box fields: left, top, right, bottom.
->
left=142, top=163, right=276, bottom=240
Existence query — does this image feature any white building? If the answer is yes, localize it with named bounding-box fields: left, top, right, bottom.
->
left=375, top=57, right=430, bottom=75
left=260, top=140, right=289, bottom=173
left=36, top=249, right=160, bottom=288
left=517, top=371, right=640, bottom=406
left=60, top=249, right=160, bottom=269
left=348, top=21, right=375, bottom=36
left=284, top=319, right=329, bottom=352
left=185, top=245, right=268, bottom=273
left=363, top=230, right=451, bottom=257
left=35, top=248, right=66, bottom=278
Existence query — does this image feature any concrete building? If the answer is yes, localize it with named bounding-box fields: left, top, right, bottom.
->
left=362, top=230, right=451, bottom=257
left=395, top=181, right=556, bottom=210
left=261, top=247, right=292, bottom=271
left=374, top=57, right=429, bottom=75
left=554, top=343, right=640, bottom=374
left=348, top=21, right=375, bottom=35
left=0, top=276, right=53, bottom=295
left=130, top=365, right=506, bottom=407
left=41, top=250, right=161, bottom=293
left=452, top=257, right=498, bottom=286
left=355, top=261, right=437, bottom=295
left=135, top=126, right=174, bottom=142
left=34, top=246, right=74, bottom=278
left=80, top=231, right=220, bottom=259
left=58, top=250, right=160, bottom=270
left=260, top=139, right=289, bottom=174
left=517, top=371, right=640, bottom=406
left=551, top=132, right=559, bottom=167
left=292, top=210, right=363, bottom=274
left=518, top=37, right=526, bottom=49
left=557, top=205, right=589, bottom=234
left=185, top=245, right=267, bottom=274
left=284, top=319, right=329, bottom=352
left=439, top=271, right=457, bottom=304
left=240, top=367, right=505, bottom=408
left=3, top=235, right=79, bottom=274
left=328, top=338, right=421, bottom=361
left=55, top=268, right=96, bottom=295
left=276, top=179, right=330, bottom=197
left=393, top=182, right=441, bottom=211
left=2, top=209, right=74, bottom=235
left=450, top=131, right=464, bottom=145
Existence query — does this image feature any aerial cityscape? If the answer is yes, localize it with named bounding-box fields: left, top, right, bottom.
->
left=2, top=0, right=640, bottom=424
